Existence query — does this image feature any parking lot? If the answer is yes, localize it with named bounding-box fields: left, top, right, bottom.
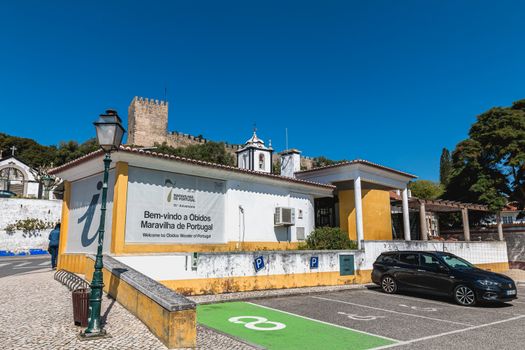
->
left=198, top=285, right=525, bottom=349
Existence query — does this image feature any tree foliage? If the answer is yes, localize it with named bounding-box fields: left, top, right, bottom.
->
left=444, top=99, right=525, bottom=211
left=439, top=148, right=452, bottom=186
left=304, top=227, right=357, bottom=250
left=0, top=133, right=99, bottom=169
left=154, top=141, right=235, bottom=166
left=408, top=180, right=444, bottom=200
left=312, top=156, right=345, bottom=168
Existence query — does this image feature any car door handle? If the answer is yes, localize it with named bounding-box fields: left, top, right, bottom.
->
left=417, top=269, right=425, bottom=272
left=392, top=266, right=401, bottom=269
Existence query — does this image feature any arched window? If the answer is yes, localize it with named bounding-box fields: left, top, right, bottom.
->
left=259, top=153, right=265, bottom=170
left=0, top=167, right=25, bottom=195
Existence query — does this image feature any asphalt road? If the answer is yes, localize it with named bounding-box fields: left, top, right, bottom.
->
left=0, top=255, right=51, bottom=278
left=248, top=285, right=525, bottom=350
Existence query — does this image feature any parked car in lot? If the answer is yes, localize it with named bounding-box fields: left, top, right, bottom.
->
left=372, top=251, right=517, bottom=306
left=0, top=190, right=16, bottom=198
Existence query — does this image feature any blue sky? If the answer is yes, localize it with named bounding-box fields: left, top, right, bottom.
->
left=1, top=1, right=525, bottom=180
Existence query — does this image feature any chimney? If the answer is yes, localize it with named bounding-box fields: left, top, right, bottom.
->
left=280, top=149, right=301, bottom=178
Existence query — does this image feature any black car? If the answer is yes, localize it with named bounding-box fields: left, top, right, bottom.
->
left=372, top=251, right=517, bottom=306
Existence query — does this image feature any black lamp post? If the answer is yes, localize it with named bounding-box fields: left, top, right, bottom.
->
left=41, top=174, right=53, bottom=199
left=80, top=109, right=125, bottom=340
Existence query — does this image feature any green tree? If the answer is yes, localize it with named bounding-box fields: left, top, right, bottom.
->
left=408, top=180, right=444, bottom=199
left=154, top=141, right=235, bottom=166
left=444, top=99, right=525, bottom=211
left=439, top=148, right=452, bottom=186
left=312, top=156, right=345, bottom=168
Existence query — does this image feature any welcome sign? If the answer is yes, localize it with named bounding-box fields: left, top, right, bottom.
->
left=125, top=166, right=226, bottom=244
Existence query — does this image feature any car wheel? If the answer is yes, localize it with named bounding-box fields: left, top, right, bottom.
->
left=381, top=276, right=397, bottom=294
left=454, top=285, right=476, bottom=306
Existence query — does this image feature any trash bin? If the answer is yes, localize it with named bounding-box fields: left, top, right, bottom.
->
left=72, top=288, right=90, bottom=327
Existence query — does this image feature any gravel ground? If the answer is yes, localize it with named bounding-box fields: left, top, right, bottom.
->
left=0, top=269, right=255, bottom=349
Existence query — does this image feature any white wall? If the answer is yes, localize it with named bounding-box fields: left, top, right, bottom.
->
left=0, top=198, right=62, bottom=230
left=225, top=180, right=315, bottom=243
left=114, top=241, right=509, bottom=282
left=361, top=240, right=509, bottom=270
left=0, top=229, right=51, bottom=254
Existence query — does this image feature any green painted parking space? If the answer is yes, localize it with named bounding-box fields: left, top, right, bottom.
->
left=197, top=302, right=396, bottom=350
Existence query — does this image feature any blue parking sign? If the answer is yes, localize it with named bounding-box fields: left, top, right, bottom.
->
left=310, top=256, right=319, bottom=269
left=254, top=256, right=265, bottom=272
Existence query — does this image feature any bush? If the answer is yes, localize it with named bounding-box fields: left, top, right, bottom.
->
left=5, top=218, right=57, bottom=238
left=304, top=227, right=357, bottom=250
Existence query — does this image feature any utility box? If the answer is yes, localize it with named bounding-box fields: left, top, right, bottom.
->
left=274, top=207, right=295, bottom=226
left=339, top=254, right=355, bottom=276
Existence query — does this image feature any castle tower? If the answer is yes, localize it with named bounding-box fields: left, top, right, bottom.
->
left=127, top=96, right=168, bottom=147
left=236, top=129, right=273, bottom=173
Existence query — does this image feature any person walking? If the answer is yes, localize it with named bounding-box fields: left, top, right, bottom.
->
left=48, top=223, right=60, bottom=269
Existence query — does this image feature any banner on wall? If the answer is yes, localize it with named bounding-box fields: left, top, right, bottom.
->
left=67, top=171, right=114, bottom=253
left=125, top=167, right=226, bottom=244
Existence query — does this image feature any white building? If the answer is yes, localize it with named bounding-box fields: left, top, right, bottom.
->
left=236, top=130, right=273, bottom=173
left=0, top=156, right=41, bottom=198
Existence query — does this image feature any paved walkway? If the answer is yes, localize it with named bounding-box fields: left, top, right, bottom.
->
left=0, top=269, right=255, bottom=349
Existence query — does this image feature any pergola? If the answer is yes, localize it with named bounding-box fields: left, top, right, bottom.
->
left=393, top=197, right=505, bottom=241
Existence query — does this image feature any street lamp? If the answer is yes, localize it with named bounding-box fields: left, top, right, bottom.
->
left=80, top=109, right=125, bottom=340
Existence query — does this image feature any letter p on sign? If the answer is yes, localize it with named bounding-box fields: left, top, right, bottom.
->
left=254, top=256, right=265, bottom=272
left=310, top=256, right=319, bottom=269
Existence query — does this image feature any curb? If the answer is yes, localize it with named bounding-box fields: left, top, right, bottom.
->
left=0, top=249, right=48, bottom=256
left=191, top=284, right=374, bottom=305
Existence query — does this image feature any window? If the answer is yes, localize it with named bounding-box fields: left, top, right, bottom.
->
left=420, top=254, right=442, bottom=270
left=441, top=254, right=474, bottom=269
left=377, top=254, right=398, bottom=265
left=502, top=216, right=513, bottom=224
left=259, top=153, right=265, bottom=170
left=399, top=253, right=418, bottom=266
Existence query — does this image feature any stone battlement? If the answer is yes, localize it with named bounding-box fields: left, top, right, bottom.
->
left=132, top=96, right=168, bottom=106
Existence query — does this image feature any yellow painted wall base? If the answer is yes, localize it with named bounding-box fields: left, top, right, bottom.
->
left=57, top=254, right=88, bottom=274
left=161, top=270, right=373, bottom=296
left=85, top=260, right=196, bottom=349
left=115, top=241, right=300, bottom=254
left=476, top=262, right=509, bottom=273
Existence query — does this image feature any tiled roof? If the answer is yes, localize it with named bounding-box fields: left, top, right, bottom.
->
left=296, top=159, right=417, bottom=178
left=49, top=146, right=335, bottom=190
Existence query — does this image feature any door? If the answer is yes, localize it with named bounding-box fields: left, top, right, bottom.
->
left=394, top=253, right=420, bottom=289
left=416, top=253, right=454, bottom=295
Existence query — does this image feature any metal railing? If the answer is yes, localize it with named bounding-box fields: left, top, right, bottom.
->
left=54, top=269, right=90, bottom=291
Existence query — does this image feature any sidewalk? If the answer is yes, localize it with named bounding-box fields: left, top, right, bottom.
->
left=502, top=269, right=525, bottom=284
left=0, top=270, right=254, bottom=349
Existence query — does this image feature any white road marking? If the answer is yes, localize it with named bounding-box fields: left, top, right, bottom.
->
left=38, top=261, right=50, bottom=266
left=361, top=291, right=518, bottom=314
left=398, top=304, right=437, bottom=312
left=311, top=296, right=473, bottom=327
left=13, top=262, right=31, bottom=267
left=0, top=263, right=10, bottom=268
left=247, top=302, right=400, bottom=342
left=338, top=311, right=386, bottom=321
left=371, top=314, right=525, bottom=349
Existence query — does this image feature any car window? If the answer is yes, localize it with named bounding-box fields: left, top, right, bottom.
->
left=399, top=253, right=418, bottom=266
left=420, top=254, right=442, bottom=270
left=441, top=255, right=474, bottom=269
left=378, top=254, right=398, bottom=264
